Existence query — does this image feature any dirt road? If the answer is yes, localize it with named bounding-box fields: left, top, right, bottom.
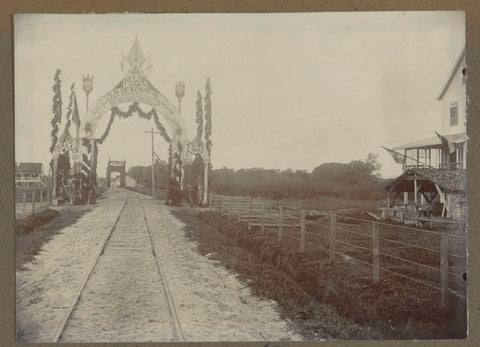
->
left=16, top=188, right=300, bottom=342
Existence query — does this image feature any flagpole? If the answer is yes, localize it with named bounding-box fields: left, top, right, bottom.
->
left=381, top=146, right=430, bottom=168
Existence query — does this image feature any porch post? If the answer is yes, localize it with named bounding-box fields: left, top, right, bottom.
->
left=414, top=178, right=418, bottom=206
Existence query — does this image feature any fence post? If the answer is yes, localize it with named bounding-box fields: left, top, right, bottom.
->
left=237, top=198, right=242, bottom=222
left=440, top=231, right=449, bottom=308
left=248, top=197, right=252, bottom=230
left=261, top=202, right=265, bottom=234
left=22, top=192, right=26, bottom=218
left=430, top=214, right=434, bottom=229
left=279, top=205, right=283, bottom=241
left=31, top=191, right=36, bottom=215
left=221, top=196, right=224, bottom=216
left=372, top=221, right=380, bottom=284
left=300, top=209, right=305, bottom=252
left=47, top=189, right=51, bottom=205
left=40, top=190, right=44, bottom=209
left=209, top=193, right=212, bottom=211
left=400, top=210, right=404, bottom=223
left=330, top=213, right=336, bottom=263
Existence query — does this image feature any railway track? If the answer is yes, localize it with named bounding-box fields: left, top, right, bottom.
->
left=53, top=189, right=184, bottom=342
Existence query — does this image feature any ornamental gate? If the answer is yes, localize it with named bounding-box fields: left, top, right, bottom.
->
left=51, top=37, right=212, bottom=205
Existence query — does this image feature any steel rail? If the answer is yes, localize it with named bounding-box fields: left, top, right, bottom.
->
left=53, top=189, right=128, bottom=343
left=136, top=192, right=185, bottom=342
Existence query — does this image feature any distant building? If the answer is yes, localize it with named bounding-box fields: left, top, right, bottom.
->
left=384, top=46, right=466, bottom=221
left=15, top=162, right=44, bottom=187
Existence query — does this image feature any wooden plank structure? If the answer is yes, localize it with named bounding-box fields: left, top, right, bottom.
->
left=383, top=167, right=466, bottom=224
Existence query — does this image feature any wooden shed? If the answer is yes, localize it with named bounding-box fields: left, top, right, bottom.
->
left=384, top=167, right=466, bottom=221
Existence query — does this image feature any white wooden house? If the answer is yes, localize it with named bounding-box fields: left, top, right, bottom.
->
left=15, top=162, right=44, bottom=187
left=384, top=46, right=466, bottom=221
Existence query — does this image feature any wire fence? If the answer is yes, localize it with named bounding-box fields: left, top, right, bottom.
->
left=15, top=187, right=52, bottom=219
left=209, top=193, right=467, bottom=307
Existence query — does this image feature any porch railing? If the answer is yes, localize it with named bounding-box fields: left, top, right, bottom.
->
left=439, top=162, right=464, bottom=170
left=405, top=162, right=464, bottom=170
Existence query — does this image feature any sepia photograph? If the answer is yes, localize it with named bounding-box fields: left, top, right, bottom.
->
left=14, top=12, right=467, bottom=342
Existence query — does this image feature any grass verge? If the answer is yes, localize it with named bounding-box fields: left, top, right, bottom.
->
left=15, top=205, right=95, bottom=271
left=172, top=209, right=466, bottom=340
left=172, top=208, right=381, bottom=340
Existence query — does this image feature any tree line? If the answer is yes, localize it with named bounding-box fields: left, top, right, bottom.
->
left=127, top=153, right=391, bottom=201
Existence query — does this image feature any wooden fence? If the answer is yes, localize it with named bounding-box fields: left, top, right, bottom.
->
left=209, top=194, right=467, bottom=307
left=15, top=188, right=52, bottom=219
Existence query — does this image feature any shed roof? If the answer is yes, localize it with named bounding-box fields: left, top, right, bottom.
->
left=385, top=167, right=466, bottom=193
left=15, top=162, right=42, bottom=173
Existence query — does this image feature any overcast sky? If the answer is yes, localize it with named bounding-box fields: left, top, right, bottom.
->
left=15, top=12, right=465, bottom=178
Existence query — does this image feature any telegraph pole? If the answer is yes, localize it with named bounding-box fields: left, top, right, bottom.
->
left=144, top=129, right=164, bottom=199
left=150, top=129, right=155, bottom=198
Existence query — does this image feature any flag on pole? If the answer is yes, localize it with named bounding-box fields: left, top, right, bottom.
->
left=435, top=132, right=455, bottom=154
left=72, top=89, right=81, bottom=137
left=381, top=146, right=406, bottom=164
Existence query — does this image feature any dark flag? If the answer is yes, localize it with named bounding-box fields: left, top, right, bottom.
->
left=381, top=146, right=406, bottom=164
left=435, top=132, right=455, bottom=154
left=72, top=88, right=81, bottom=137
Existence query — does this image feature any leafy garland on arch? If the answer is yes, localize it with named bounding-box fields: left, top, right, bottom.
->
left=96, top=101, right=171, bottom=145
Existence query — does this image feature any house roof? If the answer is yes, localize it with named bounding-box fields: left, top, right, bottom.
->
left=436, top=45, right=466, bottom=100
left=385, top=167, right=466, bottom=193
left=15, top=162, right=42, bottom=173
left=392, top=132, right=467, bottom=150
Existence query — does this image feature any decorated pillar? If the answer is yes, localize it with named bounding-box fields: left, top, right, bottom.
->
left=52, top=156, right=58, bottom=205
left=203, top=159, right=209, bottom=206
left=89, top=138, right=96, bottom=172
left=181, top=165, right=185, bottom=190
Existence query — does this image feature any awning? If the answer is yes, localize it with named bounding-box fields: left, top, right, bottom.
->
left=392, top=132, right=467, bottom=151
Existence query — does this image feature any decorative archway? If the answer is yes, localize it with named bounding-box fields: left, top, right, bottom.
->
left=72, top=38, right=210, bottom=204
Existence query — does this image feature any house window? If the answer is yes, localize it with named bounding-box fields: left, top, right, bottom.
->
left=450, top=102, right=458, bottom=126
left=15, top=174, right=21, bottom=180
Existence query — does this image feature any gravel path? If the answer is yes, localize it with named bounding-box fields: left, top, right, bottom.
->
left=16, top=189, right=126, bottom=342
left=141, top=194, right=301, bottom=341
left=59, top=192, right=177, bottom=342
left=17, top=188, right=301, bottom=342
